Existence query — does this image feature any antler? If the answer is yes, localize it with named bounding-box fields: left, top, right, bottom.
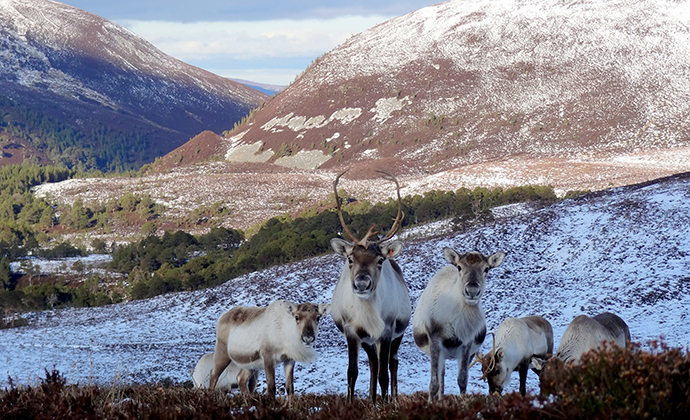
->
left=375, top=169, right=404, bottom=244
left=471, top=332, right=498, bottom=381
left=480, top=332, right=498, bottom=380
left=469, top=353, right=483, bottom=370
left=333, top=169, right=404, bottom=246
left=333, top=170, right=359, bottom=243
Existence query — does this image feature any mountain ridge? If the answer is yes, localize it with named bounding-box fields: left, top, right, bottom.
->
left=164, top=0, right=690, bottom=180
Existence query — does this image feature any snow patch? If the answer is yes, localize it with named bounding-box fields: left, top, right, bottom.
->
left=324, top=132, right=340, bottom=143
left=261, top=108, right=363, bottom=133
left=370, top=96, right=411, bottom=123
left=274, top=150, right=331, bottom=170
left=225, top=141, right=274, bottom=163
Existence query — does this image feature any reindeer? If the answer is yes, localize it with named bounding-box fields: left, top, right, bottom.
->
left=413, top=247, right=505, bottom=401
left=209, top=300, right=331, bottom=396
left=531, top=312, right=630, bottom=371
left=192, top=352, right=258, bottom=393
left=472, top=315, right=553, bottom=396
left=330, top=169, right=410, bottom=403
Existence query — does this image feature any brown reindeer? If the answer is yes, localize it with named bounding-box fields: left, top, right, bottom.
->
left=330, top=169, right=411, bottom=403
left=209, top=300, right=331, bottom=396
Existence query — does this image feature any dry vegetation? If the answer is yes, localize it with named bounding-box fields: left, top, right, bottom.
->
left=2, top=342, right=688, bottom=420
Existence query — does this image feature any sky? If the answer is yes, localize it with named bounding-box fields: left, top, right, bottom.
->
left=58, top=0, right=438, bottom=86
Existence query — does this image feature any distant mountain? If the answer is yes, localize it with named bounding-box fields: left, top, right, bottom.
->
left=0, top=0, right=267, bottom=171
left=170, top=0, right=690, bottom=186
left=231, top=79, right=284, bottom=96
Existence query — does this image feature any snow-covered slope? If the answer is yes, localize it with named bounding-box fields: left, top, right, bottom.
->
left=0, top=0, right=267, bottom=167
left=2, top=173, right=689, bottom=396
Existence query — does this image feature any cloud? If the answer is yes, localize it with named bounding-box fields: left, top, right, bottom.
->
left=119, top=16, right=388, bottom=60
left=117, top=15, right=391, bottom=85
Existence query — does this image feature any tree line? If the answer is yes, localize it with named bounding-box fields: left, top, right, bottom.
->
left=0, top=159, right=578, bottom=315
left=1, top=95, right=153, bottom=172
left=81, top=184, right=559, bottom=302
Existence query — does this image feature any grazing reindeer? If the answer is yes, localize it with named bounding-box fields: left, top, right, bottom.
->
left=413, top=247, right=505, bottom=401
left=472, top=316, right=553, bottom=396
left=192, top=352, right=258, bottom=393
left=532, top=312, right=630, bottom=371
left=330, top=170, right=411, bottom=403
left=209, top=300, right=331, bottom=396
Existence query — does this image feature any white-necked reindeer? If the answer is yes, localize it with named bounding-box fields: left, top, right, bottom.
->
left=473, top=315, right=553, bottom=396
left=532, top=312, right=630, bottom=371
left=209, top=300, right=331, bottom=396
left=330, top=170, right=411, bottom=403
left=192, top=352, right=258, bottom=393
left=413, top=246, right=505, bottom=401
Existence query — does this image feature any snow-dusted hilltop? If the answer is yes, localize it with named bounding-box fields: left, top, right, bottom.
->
left=213, top=0, right=690, bottom=186
left=3, top=173, right=689, bottom=395
left=0, top=0, right=267, bottom=167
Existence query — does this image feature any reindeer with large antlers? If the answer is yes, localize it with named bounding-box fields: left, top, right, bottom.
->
left=330, top=170, right=411, bottom=403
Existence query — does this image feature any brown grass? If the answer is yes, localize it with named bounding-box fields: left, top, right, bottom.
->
left=2, top=342, right=689, bottom=420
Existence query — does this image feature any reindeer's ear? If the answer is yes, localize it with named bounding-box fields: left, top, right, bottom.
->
left=331, top=238, right=353, bottom=257
left=381, top=240, right=402, bottom=258
left=279, top=300, right=298, bottom=315
left=496, top=348, right=504, bottom=361
left=443, top=247, right=461, bottom=265
left=318, top=303, right=332, bottom=317
left=488, top=251, right=506, bottom=268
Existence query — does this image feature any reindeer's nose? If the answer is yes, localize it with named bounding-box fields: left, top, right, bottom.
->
left=464, top=283, right=482, bottom=302
left=353, top=275, right=372, bottom=295
left=302, top=333, right=315, bottom=346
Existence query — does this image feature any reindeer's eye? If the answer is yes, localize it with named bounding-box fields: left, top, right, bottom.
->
left=347, top=257, right=353, bottom=265
left=377, top=257, right=385, bottom=266
left=484, top=267, right=490, bottom=274
left=294, top=315, right=300, bottom=322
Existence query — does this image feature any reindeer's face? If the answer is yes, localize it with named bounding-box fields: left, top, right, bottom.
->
left=285, top=302, right=331, bottom=347
left=478, top=350, right=508, bottom=395
left=443, top=248, right=505, bottom=306
left=332, top=238, right=402, bottom=299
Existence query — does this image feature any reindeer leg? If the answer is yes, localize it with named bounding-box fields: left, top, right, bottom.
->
left=458, top=345, right=474, bottom=394
left=429, top=339, right=442, bottom=401
left=346, top=335, right=360, bottom=402
left=262, top=350, right=277, bottom=396
left=284, top=360, right=296, bottom=396
left=518, top=363, right=528, bottom=396
left=247, top=369, right=258, bottom=393
left=237, top=369, right=251, bottom=394
left=377, top=338, right=391, bottom=402
left=362, top=342, right=379, bottom=403
left=209, top=350, right=231, bottom=391
left=389, top=335, right=403, bottom=399
left=439, top=355, right=446, bottom=398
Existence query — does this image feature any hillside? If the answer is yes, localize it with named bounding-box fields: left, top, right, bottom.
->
left=162, top=0, right=690, bottom=185
left=4, top=172, right=689, bottom=396
left=0, top=0, right=267, bottom=171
